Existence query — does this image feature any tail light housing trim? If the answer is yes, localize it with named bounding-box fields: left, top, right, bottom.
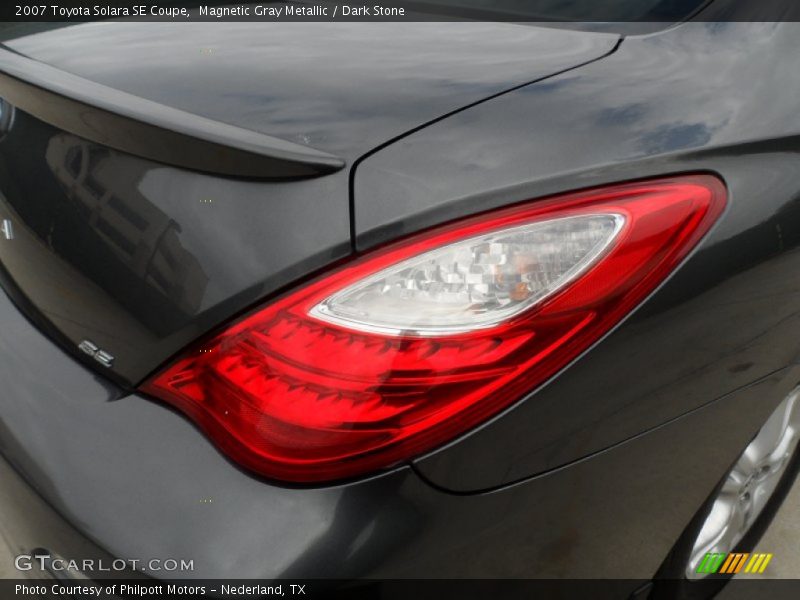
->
left=141, top=175, right=726, bottom=483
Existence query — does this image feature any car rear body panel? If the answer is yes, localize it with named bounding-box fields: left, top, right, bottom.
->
left=353, top=22, right=800, bottom=490
left=0, top=110, right=352, bottom=384
left=1, top=22, right=618, bottom=160
left=1, top=280, right=796, bottom=583
left=0, top=22, right=618, bottom=385
left=2, top=16, right=800, bottom=588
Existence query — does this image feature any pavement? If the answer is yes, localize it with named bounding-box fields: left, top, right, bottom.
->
left=0, top=532, right=11, bottom=578
left=731, top=473, right=800, bottom=579
left=2, top=475, right=800, bottom=582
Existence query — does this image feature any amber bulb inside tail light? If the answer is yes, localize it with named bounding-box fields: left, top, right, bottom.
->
left=140, top=175, right=726, bottom=483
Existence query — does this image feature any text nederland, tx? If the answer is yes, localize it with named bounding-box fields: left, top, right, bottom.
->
left=15, top=583, right=308, bottom=596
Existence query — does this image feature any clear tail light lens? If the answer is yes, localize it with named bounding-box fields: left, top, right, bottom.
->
left=311, top=213, right=625, bottom=335
left=141, top=175, right=726, bottom=483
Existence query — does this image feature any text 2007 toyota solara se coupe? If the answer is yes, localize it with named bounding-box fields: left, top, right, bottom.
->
left=2, top=1, right=800, bottom=598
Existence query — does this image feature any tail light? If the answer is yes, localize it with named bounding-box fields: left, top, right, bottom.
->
left=141, top=175, right=726, bottom=483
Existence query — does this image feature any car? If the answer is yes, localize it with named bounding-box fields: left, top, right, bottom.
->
left=2, top=1, right=800, bottom=598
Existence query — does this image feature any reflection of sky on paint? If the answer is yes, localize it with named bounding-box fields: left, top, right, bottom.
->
left=356, top=23, right=800, bottom=239
left=637, top=123, right=713, bottom=155
left=6, top=22, right=616, bottom=158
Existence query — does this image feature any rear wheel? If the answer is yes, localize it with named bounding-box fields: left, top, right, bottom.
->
left=652, top=385, right=800, bottom=598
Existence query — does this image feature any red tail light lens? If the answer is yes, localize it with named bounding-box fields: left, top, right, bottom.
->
left=141, top=175, right=726, bottom=483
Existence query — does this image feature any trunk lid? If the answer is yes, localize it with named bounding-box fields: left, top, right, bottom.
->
left=3, top=22, right=617, bottom=160
left=0, top=22, right=617, bottom=385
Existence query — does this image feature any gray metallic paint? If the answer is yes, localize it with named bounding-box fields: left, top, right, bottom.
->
left=352, top=22, right=800, bottom=490
left=0, top=15, right=799, bottom=592
left=0, top=48, right=346, bottom=178
left=0, top=285, right=795, bottom=582
left=0, top=22, right=618, bottom=385
left=2, top=22, right=619, bottom=161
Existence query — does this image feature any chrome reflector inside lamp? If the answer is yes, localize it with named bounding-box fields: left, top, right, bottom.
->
left=312, top=213, right=625, bottom=335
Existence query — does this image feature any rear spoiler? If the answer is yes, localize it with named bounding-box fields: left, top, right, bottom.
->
left=0, top=46, right=345, bottom=179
